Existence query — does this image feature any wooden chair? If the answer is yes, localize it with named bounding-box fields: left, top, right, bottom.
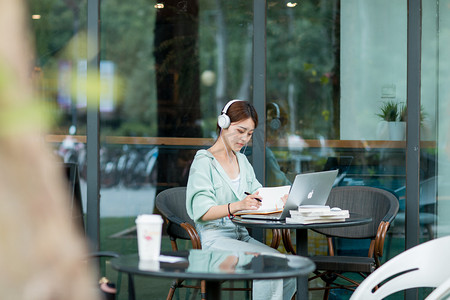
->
left=155, top=187, right=282, bottom=300
left=282, top=186, right=398, bottom=300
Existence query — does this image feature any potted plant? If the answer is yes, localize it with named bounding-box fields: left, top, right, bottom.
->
left=376, top=101, right=405, bottom=140
left=377, top=100, right=399, bottom=122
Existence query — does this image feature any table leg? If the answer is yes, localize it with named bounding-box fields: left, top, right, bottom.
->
left=297, top=274, right=309, bottom=300
left=296, top=229, right=309, bottom=300
left=128, top=273, right=136, bottom=300
left=296, top=229, right=308, bottom=256
left=205, top=281, right=221, bottom=300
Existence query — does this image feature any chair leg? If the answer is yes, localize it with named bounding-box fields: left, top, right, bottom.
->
left=246, top=280, right=252, bottom=300
left=282, top=229, right=296, bottom=254
left=322, top=285, right=331, bottom=300
left=270, top=229, right=281, bottom=249
left=201, top=280, right=206, bottom=300
left=166, top=280, right=177, bottom=300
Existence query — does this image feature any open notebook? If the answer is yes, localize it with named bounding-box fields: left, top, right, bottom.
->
left=236, top=170, right=338, bottom=221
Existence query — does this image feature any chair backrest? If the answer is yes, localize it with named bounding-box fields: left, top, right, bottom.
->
left=322, top=156, right=353, bottom=186
left=419, top=176, right=437, bottom=207
left=350, top=235, right=450, bottom=300
left=62, top=162, right=85, bottom=234
left=313, top=186, right=399, bottom=239
left=426, top=276, right=450, bottom=300
left=394, top=176, right=438, bottom=211
left=155, top=187, right=194, bottom=241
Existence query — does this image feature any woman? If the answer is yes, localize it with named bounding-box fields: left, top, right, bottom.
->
left=186, top=100, right=296, bottom=300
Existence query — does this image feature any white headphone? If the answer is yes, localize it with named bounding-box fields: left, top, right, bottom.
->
left=218, top=99, right=244, bottom=129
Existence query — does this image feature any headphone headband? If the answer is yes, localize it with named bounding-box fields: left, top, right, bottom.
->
left=221, top=99, right=243, bottom=114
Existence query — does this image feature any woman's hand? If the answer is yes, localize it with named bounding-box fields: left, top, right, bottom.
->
left=281, top=194, right=289, bottom=205
left=240, top=192, right=263, bottom=210
left=201, top=192, right=262, bottom=221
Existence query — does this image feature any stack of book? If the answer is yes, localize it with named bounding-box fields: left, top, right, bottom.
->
left=286, top=205, right=350, bottom=224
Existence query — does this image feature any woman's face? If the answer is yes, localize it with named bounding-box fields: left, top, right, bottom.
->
left=223, top=117, right=255, bottom=151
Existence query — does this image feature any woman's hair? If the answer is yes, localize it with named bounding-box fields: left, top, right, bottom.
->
left=217, top=100, right=258, bottom=132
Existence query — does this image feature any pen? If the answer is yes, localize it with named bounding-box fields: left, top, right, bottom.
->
left=245, top=192, right=262, bottom=202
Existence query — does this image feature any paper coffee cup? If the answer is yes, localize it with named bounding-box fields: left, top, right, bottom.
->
left=135, top=214, right=163, bottom=261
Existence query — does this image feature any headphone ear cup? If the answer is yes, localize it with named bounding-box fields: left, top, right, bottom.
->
left=270, top=118, right=281, bottom=130
left=218, top=113, right=231, bottom=129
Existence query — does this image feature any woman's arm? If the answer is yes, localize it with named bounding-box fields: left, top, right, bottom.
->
left=201, top=193, right=262, bottom=221
left=187, top=152, right=263, bottom=222
left=186, top=156, right=218, bottom=222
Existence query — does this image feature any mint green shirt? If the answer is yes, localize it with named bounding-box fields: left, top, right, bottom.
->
left=186, top=149, right=262, bottom=223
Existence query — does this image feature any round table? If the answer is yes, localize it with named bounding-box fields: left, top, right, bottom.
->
left=232, top=213, right=372, bottom=298
left=232, top=213, right=371, bottom=254
left=111, top=249, right=315, bottom=300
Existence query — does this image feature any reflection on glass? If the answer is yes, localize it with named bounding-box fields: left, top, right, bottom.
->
left=267, top=0, right=409, bottom=260
left=185, top=249, right=309, bottom=275
left=422, top=0, right=450, bottom=253
left=187, top=250, right=256, bottom=274
left=135, top=249, right=308, bottom=276
left=28, top=0, right=88, bottom=136
left=93, top=1, right=255, bottom=258
left=139, top=259, right=161, bottom=272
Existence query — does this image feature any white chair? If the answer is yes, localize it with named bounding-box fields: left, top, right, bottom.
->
left=426, top=277, right=450, bottom=300
left=350, top=235, right=450, bottom=300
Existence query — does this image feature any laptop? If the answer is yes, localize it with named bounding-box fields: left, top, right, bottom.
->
left=240, top=169, right=338, bottom=221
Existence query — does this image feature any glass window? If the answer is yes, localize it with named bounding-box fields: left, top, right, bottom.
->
left=424, top=1, right=450, bottom=239
left=267, top=0, right=408, bottom=268
left=98, top=0, right=253, bottom=256
left=29, top=0, right=88, bottom=136
left=28, top=0, right=88, bottom=211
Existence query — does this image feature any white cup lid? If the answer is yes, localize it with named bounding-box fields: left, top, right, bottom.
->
left=136, top=214, right=163, bottom=224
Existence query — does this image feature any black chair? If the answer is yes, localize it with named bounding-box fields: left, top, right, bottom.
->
left=62, top=162, right=85, bottom=233
left=155, top=187, right=202, bottom=252
left=156, top=187, right=283, bottom=300
left=155, top=187, right=208, bottom=300
left=322, top=156, right=353, bottom=187
left=305, top=186, right=399, bottom=300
